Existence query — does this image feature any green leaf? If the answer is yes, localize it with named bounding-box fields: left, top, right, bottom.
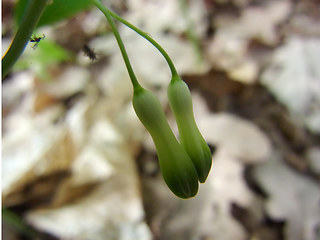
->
left=15, top=0, right=93, bottom=28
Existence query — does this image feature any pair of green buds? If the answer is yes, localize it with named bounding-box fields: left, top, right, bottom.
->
left=133, top=75, right=212, bottom=199
left=91, top=0, right=211, bottom=198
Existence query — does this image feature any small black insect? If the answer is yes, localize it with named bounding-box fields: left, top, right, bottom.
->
left=30, top=34, right=45, bottom=49
left=82, top=44, right=97, bottom=61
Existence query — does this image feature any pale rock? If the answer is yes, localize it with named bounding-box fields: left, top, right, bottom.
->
left=253, top=153, right=320, bottom=240
left=214, top=1, right=292, bottom=45
left=208, top=34, right=248, bottom=70
left=65, top=98, right=92, bottom=150
left=81, top=8, right=106, bottom=35
left=2, top=71, right=34, bottom=111
left=96, top=54, right=132, bottom=99
left=44, top=66, right=90, bottom=98
left=207, top=0, right=292, bottom=83
left=26, top=144, right=152, bottom=240
left=89, top=118, right=124, bottom=147
left=195, top=150, right=253, bottom=240
left=198, top=113, right=272, bottom=163
left=207, top=33, right=259, bottom=83
left=70, top=145, right=115, bottom=186
left=228, top=59, right=258, bottom=84
left=261, top=37, right=320, bottom=133
left=125, top=0, right=207, bottom=36
left=2, top=122, right=73, bottom=198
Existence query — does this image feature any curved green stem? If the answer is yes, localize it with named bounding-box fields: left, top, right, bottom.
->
left=2, top=209, right=36, bottom=238
left=92, top=0, right=140, bottom=90
left=2, top=0, right=49, bottom=79
left=106, top=8, right=179, bottom=78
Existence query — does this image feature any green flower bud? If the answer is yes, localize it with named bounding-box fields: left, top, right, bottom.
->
left=133, top=86, right=199, bottom=198
left=167, top=76, right=212, bottom=183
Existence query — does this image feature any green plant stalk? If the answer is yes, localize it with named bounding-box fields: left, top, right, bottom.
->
left=104, top=7, right=179, bottom=78
left=2, top=0, right=50, bottom=79
left=92, top=0, right=140, bottom=90
left=2, top=209, right=36, bottom=238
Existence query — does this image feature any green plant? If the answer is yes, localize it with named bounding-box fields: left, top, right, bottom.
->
left=2, top=0, right=50, bottom=78
left=2, top=209, right=36, bottom=238
left=2, top=0, right=212, bottom=198
left=92, top=0, right=212, bottom=196
left=2, top=0, right=91, bottom=79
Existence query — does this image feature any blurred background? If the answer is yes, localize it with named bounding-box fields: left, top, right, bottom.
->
left=2, top=0, right=320, bottom=239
